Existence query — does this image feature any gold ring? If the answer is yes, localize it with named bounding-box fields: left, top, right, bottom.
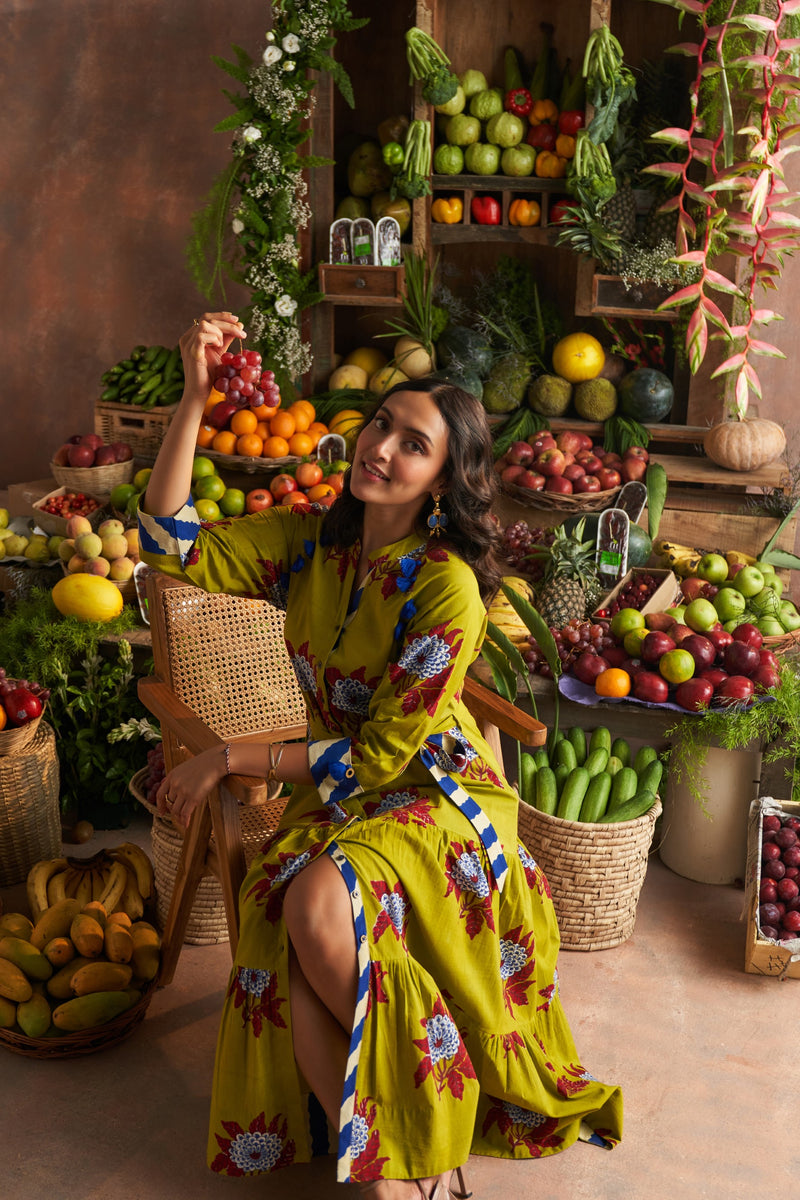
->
left=192, top=318, right=200, bottom=327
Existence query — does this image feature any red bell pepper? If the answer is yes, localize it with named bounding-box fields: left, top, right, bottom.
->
left=549, top=198, right=578, bottom=225
left=558, top=110, right=585, bottom=137
left=471, top=195, right=501, bottom=225
left=505, top=87, right=533, bottom=118
left=526, top=123, right=556, bottom=152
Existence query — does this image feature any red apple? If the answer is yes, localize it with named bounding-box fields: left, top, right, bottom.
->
left=632, top=671, right=670, bottom=704
left=556, top=430, right=584, bottom=456
left=623, top=446, right=650, bottom=462
left=545, top=475, right=573, bottom=494
left=501, top=464, right=527, bottom=485
left=94, top=445, right=117, bottom=466
left=577, top=453, right=603, bottom=475
left=535, top=448, right=567, bottom=476
left=620, top=457, right=647, bottom=483
left=667, top=622, right=694, bottom=645
left=681, top=577, right=707, bottom=603
left=563, top=463, right=586, bottom=483
left=715, top=675, right=755, bottom=705
left=67, top=443, right=95, bottom=468
left=758, top=648, right=780, bottom=670
left=600, top=451, right=622, bottom=466
left=641, top=630, right=676, bottom=663
left=516, top=470, right=546, bottom=491
left=110, top=441, right=133, bottom=462
left=529, top=433, right=556, bottom=454
left=80, top=433, right=104, bottom=451
left=674, top=677, right=714, bottom=712
left=681, top=634, right=717, bottom=671
left=245, top=488, right=274, bottom=513
left=698, top=667, right=729, bottom=689
left=573, top=474, right=602, bottom=493
left=574, top=431, right=594, bottom=452
left=562, top=452, right=575, bottom=466
left=597, top=467, right=622, bottom=490
left=750, top=664, right=780, bottom=693
left=604, top=645, right=630, bottom=668
left=732, top=622, right=763, bottom=649
left=722, top=641, right=760, bottom=677
left=507, top=440, right=535, bottom=466
left=573, top=651, right=610, bottom=686
left=209, top=399, right=238, bottom=430
left=705, top=628, right=734, bottom=657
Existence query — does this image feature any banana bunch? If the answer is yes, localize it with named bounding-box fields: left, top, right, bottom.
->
left=99, top=344, right=184, bottom=410
left=726, top=549, right=757, bottom=569
left=26, top=843, right=155, bottom=926
left=652, top=539, right=704, bottom=577
left=487, top=576, right=535, bottom=647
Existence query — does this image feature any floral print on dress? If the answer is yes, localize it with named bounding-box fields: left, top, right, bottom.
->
left=252, top=555, right=289, bottom=610
left=245, top=843, right=327, bottom=922
left=557, top=1062, right=595, bottom=1098
left=210, top=1111, right=296, bottom=1175
left=537, top=972, right=559, bottom=1012
left=444, top=840, right=496, bottom=939
left=370, top=880, right=411, bottom=947
left=412, top=995, right=477, bottom=1099
left=366, top=959, right=389, bottom=1018
left=389, top=623, right=463, bottom=717
left=362, top=789, right=436, bottom=829
left=348, top=1095, right=390, bottom=1182
left=499, top=925, right=536, bottom=1015
left=227, top=965, right=287, bottom=1034
left=481, top=1100, right=564, bottom=1157
left=517, top=842, right=539, bottom=889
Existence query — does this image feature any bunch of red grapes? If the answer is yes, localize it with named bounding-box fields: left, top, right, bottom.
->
left=0, top=667, right=50, bottom=727
left=594, top=570, right=663, bottom=618
left=758, top=810, right=800, bottom=942
left=501, top=520, right=555, bottom=584
left=523, top=619, right=617, bottom=679
left=211, top=349, right=280, bottom=413
left=142, top=742, right=166, bottom=809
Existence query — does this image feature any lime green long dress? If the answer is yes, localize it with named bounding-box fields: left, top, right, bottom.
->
left=139, top=500, right=622, bottom=1183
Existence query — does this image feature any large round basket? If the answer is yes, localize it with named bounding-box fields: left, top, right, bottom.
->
left=0, top=984, right=155, bottom=1059
left=501, top=480, right=620, bottom=513
left=517, top=797, right=662, bottom=950
left=201, top=447, right=303, bottom=476
left=0, top=720, right=61, bottom=888
left=128, top=767, right=288, bottom=945
left=0, top=711, right=44, bottom=757
left=49, top=458, right=136, bottom=500
left=60, top=563, right=136, bottom=604
left=762, top=627, right=800, bottom=655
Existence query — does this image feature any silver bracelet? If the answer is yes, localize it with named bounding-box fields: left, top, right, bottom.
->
left=224, top=743, right=232, bottom=775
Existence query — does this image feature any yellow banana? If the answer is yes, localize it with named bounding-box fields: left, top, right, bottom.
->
left=73, top=870, right=93, bottom=908
left=98, top=861, right=128, bottom=915
left=117, top=866, right=145, bottom=922
left=109, top=843, right=154, bottom=901
left=62, top=867, right=83, bottom=898
left=47, top=870, right=70, bottom=906
left=91, top=868, right=107, bottom=902
left=26, top=858, right=68, bottom=923
left=725, top=549, right=756, bottom=568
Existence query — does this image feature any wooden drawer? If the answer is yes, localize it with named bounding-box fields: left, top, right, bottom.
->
left=318, top=264, right=405, bottom=306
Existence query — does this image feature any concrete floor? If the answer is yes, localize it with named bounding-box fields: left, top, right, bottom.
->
left=1, top=812, right=795, bottom=1200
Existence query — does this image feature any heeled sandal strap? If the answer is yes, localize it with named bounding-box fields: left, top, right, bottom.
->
left=450, top=1166, right=473, bottom=1199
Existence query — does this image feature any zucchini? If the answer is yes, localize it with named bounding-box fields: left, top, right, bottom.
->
left=608, top=766, right=639, bottom=811
left=534, top=766, right=558, bottom=816
left=567, top=726, right=587, bottom=766
left=588, top=726, right=612, bottom=756
left=598, top=789, right=658, bottom=823
left=554, top=739, right=578, bottom=772
left=634, top=745, right=658, bottom=775
left=533, top=748, right=549, bottom=771
left=638, top=759, right=663, bottom=797
left=580, top=771, right=613, bottom=823
left=584, top=747, right=610, bottom=778
left=610, top=737, right=631, bottom=767
left=557, top=767, right=591, bottom=821
left=519, top=753, right=538, bottom=806
left=605, top=754, right=624, bottom=777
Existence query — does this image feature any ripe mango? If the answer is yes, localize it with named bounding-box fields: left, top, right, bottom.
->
left=0, top=913, right=34, bottom=941
left=0, top=957, right=33, bottom=1003
left=43, top=937, right=76, bottom=968
left=131, top=925, right=160, bottom=983
left=0, top=935, right=53, bottom=981
left=70, top=961, right=132, bottom=996
left=81, top=901, right=108, bottom=929
left=16, top=991, right=52, bottom=1038
left=52, top=990, right=132, bottom=1032
left=47, top=956, right=95, bottom=1000
left=0, top=995, right=17, bottom=1028
left=30, top=898, right=82, bottom=951
left=104, top=923, right=133, bottom=965
left=69, top=914, right=105, bottom=958
left=106, top=911, right=132, bottom=928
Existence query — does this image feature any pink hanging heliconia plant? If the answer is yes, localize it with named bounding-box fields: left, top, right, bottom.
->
left=644, top=0, right=800, bottom=417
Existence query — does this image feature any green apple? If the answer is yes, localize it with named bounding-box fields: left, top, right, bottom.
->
left=684, top=597, right=719, bottom=632
left=749, top=587, right=781, bottom=617
left=758, top=617, right=784, bottom=636
left=780, top=602, right=800, bottom=631
left=723, top=618, right=740, bottom=633
left=764, top=573, right=784, bottom=596
left=665, top=605, right=686, bottom=624
left=0, top=507, right=8, bottom=530
left=754, top=560, right=776, bottom=579
left=713, top=588, right=746, bottom=623
left=732, top=564, right=765, bottom=598
left=697, top=552, right=728, bottom=584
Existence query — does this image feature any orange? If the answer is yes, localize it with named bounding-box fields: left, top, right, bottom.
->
left=289, top=401, right=314, bottom=431
left=307, top=421, right=328, bottom=447
left=306, top=483, right=336, bottom=502
left=236, top=432, right=264, bottom=457
left=196, top=423, right=217, bottom=448
left=212, top=430, right=238, bottom=456
left=204, top=387, right=227, bottom=418
left=288, top=432, right=314, bottom=457
left=594, top=668, right=631, bottom=698
left=230, top=408, right=258, bottom=436
left=263, top=435, right=290, bottom=459
left=658, top=648, right=695, bottom=685
left=270, top=410, right=296, bottom=440
left=0, top=705, right=6, bottom=731
left=255, top=421, right=270, bottom=440
left=252, top=402, right=280, bottom=422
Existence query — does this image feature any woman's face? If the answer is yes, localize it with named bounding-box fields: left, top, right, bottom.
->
left=350, top=391, right=450, bottom=517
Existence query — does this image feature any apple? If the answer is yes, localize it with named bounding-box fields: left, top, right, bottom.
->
left=623, top=446, right=649, bottom=462
left=758, top=648, right=780, bottom=670
left=545, top=475, right=573, bottom=494
left=675, top=677, right=714, bottom=711
left=620, top=457, right=647, bottom=483
left=600, top=451, right=622, bottom=466
left=620, top=656, right=647, bottom=678
left=684, top=597, right=719, bottom=632
left=507, top=441, right=535, bottom=466
left=80, top=433, right=104, bottom=451
left=501, top=464, right=527, bottom=485
left=681, top=634, right=717, bottom=671
left=713, top=587, right=746, bottom=623
left=751, top=664, right=780, bottom=692
left=603, top=645, right=630, bottom=668
left=733, top=565, right=766, bottom=598
left=697, top=552, right=729, bottom=584
left=556, top=430, right=584, bottom=456
left=632, top=672, right=670, bottom=704
left=110, top=441, right=133, bottom=462
left=573, top=474, right=601, bottom=493
left=573, top=651, right=610, bottom=686
left=667, top=622, right=694, bottom=645
left=680, top=577, right=707, bottom=603
left=516, top=470, right=546, bottom=491
left=562, top=452, right=575, bottom=466
left=732, top=622, right=763, bottom=649
left=529, top=433, right=556, bottom=454
left=577, top=453, right=603, bottom=475
left=573, top=431, right=594, bottom=452
left=535, top=448, right=567, bottom=476
left=698, top=667, right=728, bottom=689
left=94, top=445, right=117, bottom=466
left=597, top=467, right=622, bottom=490
left=714, top=674, right=755, bottom=705
left=705, top=628, right=733, bottom=657
left=563, top=463, right=586, bottom=483
left=270, top=473, right=297, bottom=500
left=722, top=641, right=760, bottom=676
left=641, top=630, right=676, bottom=663
left=209, top=399, right=238, bottom=429
left=67, top=443, right=95, bottom=468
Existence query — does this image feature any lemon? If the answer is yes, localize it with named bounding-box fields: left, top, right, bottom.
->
left=133, top=466, right=153, bottom=491
left=551, top=333, right=605, bottom=383
left=343, top=346, right=388, bottom=377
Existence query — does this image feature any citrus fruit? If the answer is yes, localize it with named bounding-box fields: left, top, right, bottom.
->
left=125, top=491, right=142, bottom=519
left=236, top=433, right=264, bottom=457
left=658, top=648, right=695, bottom=685
left=306, top=483, right=336, bottom=502
left=109, top=482, right=137, bottom=510
left=0, top=704, right=7, bottom=731
left=288, top=401, right=314, bottom=432
left=203, top=387, right=227, bottom=418
left=219, top=488, right=246, bottom=517
left=195, top=498, right=221, bottom=522
left=595, top=668, right=631, bottom=698
left=551, top=332, right=605, bottom=383
left=255, top=421, right=270, bottom=440
left=609, top=607, right=646, bottom=640
left=252, top=402, right=280, bottom=422
left=191, top=456, right=216, bottom=481
left=193, top=474, right=226, bottom=502
left=196, top=424, right=217, bottom=448
left=288, top=432, right=314, bottom=457
left=270, top=410, right=297, bottom=440
left=263, top=435, right=291, bottom=459
left=307, top=421, right=328, bottom=447
left=230, top=408, right=258, bottom=436
left=344, top=346, right=388, bottom=377
left=623, top=627, right=649, bottom=657
left=212, top=430, right=238, bottom=455
left=133, top=466, right=153, bottom=491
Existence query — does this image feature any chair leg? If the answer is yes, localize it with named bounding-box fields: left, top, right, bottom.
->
left=208, top=782, right=248, bottom=960
left=157, top=799, right=214, bottom=987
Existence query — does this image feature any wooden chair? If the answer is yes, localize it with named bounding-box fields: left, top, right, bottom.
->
left=137, top=572, right=546, bottom=985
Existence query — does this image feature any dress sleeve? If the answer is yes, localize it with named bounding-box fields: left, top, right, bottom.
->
left=308, top=554, right=488, bottom=804
left=138, top=498, right=315, bottom=604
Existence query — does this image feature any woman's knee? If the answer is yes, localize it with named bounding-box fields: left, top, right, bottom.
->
left=283, top=854, right=354, bottom=955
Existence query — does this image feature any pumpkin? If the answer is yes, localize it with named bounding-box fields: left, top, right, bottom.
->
left=51, top=574, right=124, bottom=623
left=703, top=418, right=786, bottom=472
left=617, top=368, right=674, bottom=423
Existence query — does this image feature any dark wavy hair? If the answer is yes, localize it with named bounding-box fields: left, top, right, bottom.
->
left=321, top=377, right=504, bottom=603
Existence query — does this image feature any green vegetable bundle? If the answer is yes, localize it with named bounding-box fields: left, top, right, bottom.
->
left=391, top=119, right=433, bottom=201
left=99, top=344, right=184, bottom=410
left=405, top=27, right=459, bottom=106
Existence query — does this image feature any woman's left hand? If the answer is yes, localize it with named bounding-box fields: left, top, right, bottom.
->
left=155, top=746, right=227, bottom=829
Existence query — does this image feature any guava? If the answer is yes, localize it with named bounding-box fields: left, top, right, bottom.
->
left=500, top=144, right=536, bottom=177
left=464, top=142, right=501, bottom=175
left=433, top=144, right=464, bottom=175
left=468, top=88, right=504, bottom=121
left=435, top=86, right=465, bottom=116
left=446, top=114, right=481, bottom=147
left=486, top=112, right=524, bottom=148
left=458, top=69, right=488, bottom=99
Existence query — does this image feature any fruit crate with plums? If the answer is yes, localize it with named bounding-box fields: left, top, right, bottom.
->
left=744, top=797, right=800, bottom=980
left=593, top=569, right=681, bottom=620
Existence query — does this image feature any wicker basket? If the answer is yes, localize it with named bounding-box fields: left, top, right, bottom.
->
left=0, top=984, right=155, bottom=1059
left=49, top=458, right=136, bottom=500
left=29, top=488, right=108, bottom=537
left=60, top=562, right=136, bottom=604
left=501, top=480, right=620, bottom=513
left=517, top=796, right=662, bottom=951
left=0, top=721, right=61, bottom=886
left=762, top=627, right=800, bottom=655
left=94, top=401, right=177, bottom=462
left=202, top=447, right=303, bottom=476
left=0, top=711, right=44, bottom=757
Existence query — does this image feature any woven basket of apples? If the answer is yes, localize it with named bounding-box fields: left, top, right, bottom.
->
left=495, top=429, right=647, bottom=512
left=50, top=434, right=135, bottom=500
left=0, top=669, right=49, bottom=756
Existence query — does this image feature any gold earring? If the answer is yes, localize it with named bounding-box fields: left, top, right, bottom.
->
left=427, top=493, right=448, bottom=538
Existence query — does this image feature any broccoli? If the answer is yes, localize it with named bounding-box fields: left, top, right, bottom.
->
left=421, top=66, right=459, bottom=107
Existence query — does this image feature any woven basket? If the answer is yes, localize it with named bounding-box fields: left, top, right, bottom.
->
left=202, top=447, right=303, bottom=476
left=50, top=458, right=136, bottom=500
left=0, top=721, right=61, bottom=886
left=501, top=480, right=620, bottom=513
left=0, top=984, right=155, bottom=1059
left=94, top=402, right=177, bottom=462
left=517, top=796, right=662, bottom=951
left=29, top=488, right=107, bottom=537
left=762, top=627, right=800, bottom=655
left=0, top=711, right=44, bottom=757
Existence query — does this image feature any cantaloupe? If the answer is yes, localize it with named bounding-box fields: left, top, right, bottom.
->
left=51, top=574, right=124, bottom=623
left=328, top=364, right=369, bottom=391
left=393, top=336, right=434, bottom=378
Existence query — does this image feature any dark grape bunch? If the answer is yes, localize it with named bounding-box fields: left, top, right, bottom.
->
left=143, top=742, right=166, bottom=809
left=594, top=570, right=662, bottom=618
left=212, top=348, right=280, bottom=414
left=523, top=619, right=616, bottom=679
left=501, top=520, right=555, bottom=582
left=0, top=667, right=50, bottom=704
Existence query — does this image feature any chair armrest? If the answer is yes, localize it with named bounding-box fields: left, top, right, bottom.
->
left=462, top=675, right=547, bottom=747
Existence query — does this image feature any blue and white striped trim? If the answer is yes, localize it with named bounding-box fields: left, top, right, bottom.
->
left=327, top=842, right=371, bottom=1183
left=308, top=736, right=363, bottom=807
left=138, top=496, right=201, bottom=565
left=419, top=744, right=508, bottom=892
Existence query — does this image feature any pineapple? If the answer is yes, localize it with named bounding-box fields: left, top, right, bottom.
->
left=533, top=520, right=602, bottom=628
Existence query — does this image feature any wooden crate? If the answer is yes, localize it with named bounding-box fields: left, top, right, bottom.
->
left=743, top=798, right=800, bottom=980
left=94, top=402, right=177, bottom=463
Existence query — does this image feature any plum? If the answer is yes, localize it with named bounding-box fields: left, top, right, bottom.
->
left=761, top=842, right=782, bottom=861
left=774, top=827, right=798, bottom=849
left=763, top=814, right=783, bottom=832
left=760, top=902, right=783, bottom=927
left=776, top=877, right=800, bottom=902
left=763, top=858, right=786, bottom=880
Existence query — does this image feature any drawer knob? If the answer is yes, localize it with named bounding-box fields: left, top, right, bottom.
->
left=355, top=276, right=366, bottom=288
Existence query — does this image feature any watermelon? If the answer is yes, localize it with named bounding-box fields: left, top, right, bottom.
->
left=436, top=324, right=494, bottom=380
left=431, top=367, right=483, bottom=401
left=617, top=368, right=674, bottom=423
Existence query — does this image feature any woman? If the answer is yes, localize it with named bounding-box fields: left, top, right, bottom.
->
left=139, top=313, right=623, bottom=1200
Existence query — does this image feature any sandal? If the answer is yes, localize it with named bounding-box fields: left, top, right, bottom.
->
left=449, top=1167, right=472, bottom=1199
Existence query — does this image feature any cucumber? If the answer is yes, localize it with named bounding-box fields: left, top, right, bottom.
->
left=584, top=747, right=610, bottom=778
left=554, top=739, right=578, bottom=772
left=566, top=726, right=587, bottom=766
left=598, top=789, right=658, bottom=823
left=605, top=755, right=624, bottom=777
left=547, top=728, right=565, bottom=759
left=588, top=726, right=612, bottom=756
left=534, top=767, right=558, bottom=816
left=533, top=748, right=549, bottom=771
left=608, top=766, right=639, bottom=811
left=638, top=759, right=663, bottom=797
left=610, top=737, right=631, bottom=767
left=557, top=767, right=591, bottom=822
left=553, top=764, right=571, bottom=796
left=634, top=745, right=658, bottom=775
left=519, top=753, right=538, bottom=806
left=580, top=772, right=613, bottom=823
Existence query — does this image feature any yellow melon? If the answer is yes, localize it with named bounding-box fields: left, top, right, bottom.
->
left=393, top=336, right=434, bottom=378
left=328, top=364, right=369, bottom=391
left=551, top=332, right=605, bottom=383
left=369, top=365, right=409, bottom=395
left=51, top=574, right=124, bottom=623
left=343, top=347, right=388, bottom=377
left=328, top=409, right=368, bottom=434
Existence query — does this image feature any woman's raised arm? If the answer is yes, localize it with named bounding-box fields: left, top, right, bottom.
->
left=142, top=312, right=246, bottom=517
